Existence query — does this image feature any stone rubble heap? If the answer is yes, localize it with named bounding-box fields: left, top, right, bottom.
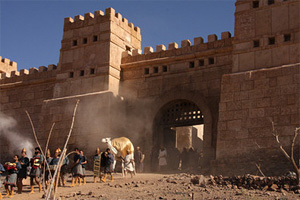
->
left=191, top=174, right=298, bottom=193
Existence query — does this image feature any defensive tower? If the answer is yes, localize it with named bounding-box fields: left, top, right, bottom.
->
left=56, top=7, right=141, bottom=96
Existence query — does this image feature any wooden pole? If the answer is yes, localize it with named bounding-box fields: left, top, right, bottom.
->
left=46, top=99, right=80, bottom=200
left=42, top=123, right=55, bottom=194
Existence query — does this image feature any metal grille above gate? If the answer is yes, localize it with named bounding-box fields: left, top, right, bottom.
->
left=161, top=101, right=204, bottom=127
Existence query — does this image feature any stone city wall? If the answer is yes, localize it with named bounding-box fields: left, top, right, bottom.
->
left=216, top=63, right=300, bottom=175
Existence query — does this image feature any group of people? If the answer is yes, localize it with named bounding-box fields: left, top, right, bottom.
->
left=93, top=146, right=144, bottom=181
left=151, top=145, right=202, bottom=172
left=0, top=147, right=45, bottom=198
left=0, top=145, right=146, bottom=198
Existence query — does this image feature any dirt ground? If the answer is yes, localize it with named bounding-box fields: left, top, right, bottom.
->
left=0, top=171, right=299, bottom=200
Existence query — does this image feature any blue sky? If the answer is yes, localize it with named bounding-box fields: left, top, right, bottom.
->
left=0, top=0, right=235, bottom=70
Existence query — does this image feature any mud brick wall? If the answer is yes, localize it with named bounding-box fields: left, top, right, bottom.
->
left=216, top=63, right=300, bottom=175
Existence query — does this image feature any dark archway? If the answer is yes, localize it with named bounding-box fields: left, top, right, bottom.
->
left=153, top=99, right=204, bottom=149
left=145, top=89, right=214, bottom=172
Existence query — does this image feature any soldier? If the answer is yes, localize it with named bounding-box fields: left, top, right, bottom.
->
left=49, top=150, right=60, bottom=188
left=45, top=149, right=53, bottom=188
left=80, top=150, right=87, bottom=185
left=29, top=147, right=44, bottom=193
left=70, top=148, right=83, bottom=187
left=58, top=148, right=69, bottom=187
left=93, top=148, right=101, bottom=183
left=4, top=155, right=21, bottom=198
left=0, top=162, right=5, bottom=199
left=101, top=148, right=114, bottom=182
left=17, top=148, right=29, bottom=194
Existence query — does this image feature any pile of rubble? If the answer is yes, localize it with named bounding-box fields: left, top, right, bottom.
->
left=191, top=173, right=298, bottom=192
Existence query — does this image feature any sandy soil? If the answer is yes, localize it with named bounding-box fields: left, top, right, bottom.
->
left=0, top=171, right=298, bottom=200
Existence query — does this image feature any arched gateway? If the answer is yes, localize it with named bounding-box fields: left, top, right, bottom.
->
left=153, top=100, right=204, bottom=149
left=150, top=89, right=215, bottom=169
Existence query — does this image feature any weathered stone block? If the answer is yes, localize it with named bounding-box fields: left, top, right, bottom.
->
left=144, top=46, right=153, bottom=54
left=132, top=49, right=142, bottom=56
left=168, top=42, right=178, bottom=50
left=208, top=34, right=217, bottom=42
left=181, top=39, right=191, bottom=47
left=194, top=37, right=204, bottom=45
left=29, top=67, right=38, bottom=74
left=227, top=120, right=242, bottom=131
left=10, top=71, right=20, bottom=77
left=249, top=108, right=264, bottom=118
left=38, top=66, right=47, bottom=72
left=221, top=31, right=231, bottom=39
left=220, top=92, right=234, bottom=102
left=226, top=101, right=242, bottom=111
left=156, top=44, right=166, bottom=52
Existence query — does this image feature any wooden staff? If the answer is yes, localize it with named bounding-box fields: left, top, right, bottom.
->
left=25, top=111, right=53, bottom=193
left=42, top=122, right=55, bottom=194
left=46, top=99, right=80, bottom=200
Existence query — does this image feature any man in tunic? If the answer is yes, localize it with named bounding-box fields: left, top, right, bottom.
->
left=4, top=155, right=21, bottom=198
left=17, top=148, right=29, bottom=194
left=134, top=146, right=145, bottom=173
left=93, top=148, right=101, bottom=183
left=158, top=146, right=167, bottom=172
left=29, top=147, right=44, bottom=193
left=124, top=150, right=135, bottom=178
left=80, top=150, right=87, bottom=185
left=70, top=148, right=83, bottom=187
left=101, top=148, right=114, bottom=182
left=0, top=163, right=5, bottom=199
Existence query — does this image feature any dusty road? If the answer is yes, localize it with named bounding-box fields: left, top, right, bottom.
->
left=0, top=171, right=298, bottom=200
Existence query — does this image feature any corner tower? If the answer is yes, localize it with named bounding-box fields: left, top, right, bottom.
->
left=233, top=0, right=299, bottom=72
left=55, top=8, right=141, bottom=97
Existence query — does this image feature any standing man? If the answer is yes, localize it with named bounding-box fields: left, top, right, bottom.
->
left=70, top=148, right=83, bottom=187
left=17, top=148, right=29, bottom=194
left=93, top=148, right=101, bottom=183
left=134, top=146, right=145, bottom=173
left=124, top=150, right=135, bottom=178
left=29, top=147, right=44, bottom=193
left=4, top=155, right=21, bottom=198
left=59, top=150, right=69, bottom=187
left=101, top=148, right=114, bottom=182
left=49, top=150, right=60, bottom=188
left=45, top=149, right=53, bottom=188
left=80, top=150, right=87, bottom=185
left=0, top=162, right=5, bottom=199
left=55, top=148, right=69, bottom=187
left=158, top=146, right=167, bottom=172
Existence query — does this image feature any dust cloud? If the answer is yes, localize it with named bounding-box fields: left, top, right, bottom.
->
left=0, top=112, right=34, bottom=159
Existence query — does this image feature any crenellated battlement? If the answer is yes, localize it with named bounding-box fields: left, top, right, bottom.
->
left=0, top=64, right=57, bottom=81
left=0, top=57, right=18, bottom=77
left=122, top=31, right=233, bottom=63
left=0, top=57, right=17, bottom=68
left=63, top=7, right=140, bottom=35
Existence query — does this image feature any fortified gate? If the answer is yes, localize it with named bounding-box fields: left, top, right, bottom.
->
left=0, top=0, right=299, bottom=175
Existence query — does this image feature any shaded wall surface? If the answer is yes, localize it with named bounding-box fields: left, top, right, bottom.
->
left=216, top=63, right=300, bottom=175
